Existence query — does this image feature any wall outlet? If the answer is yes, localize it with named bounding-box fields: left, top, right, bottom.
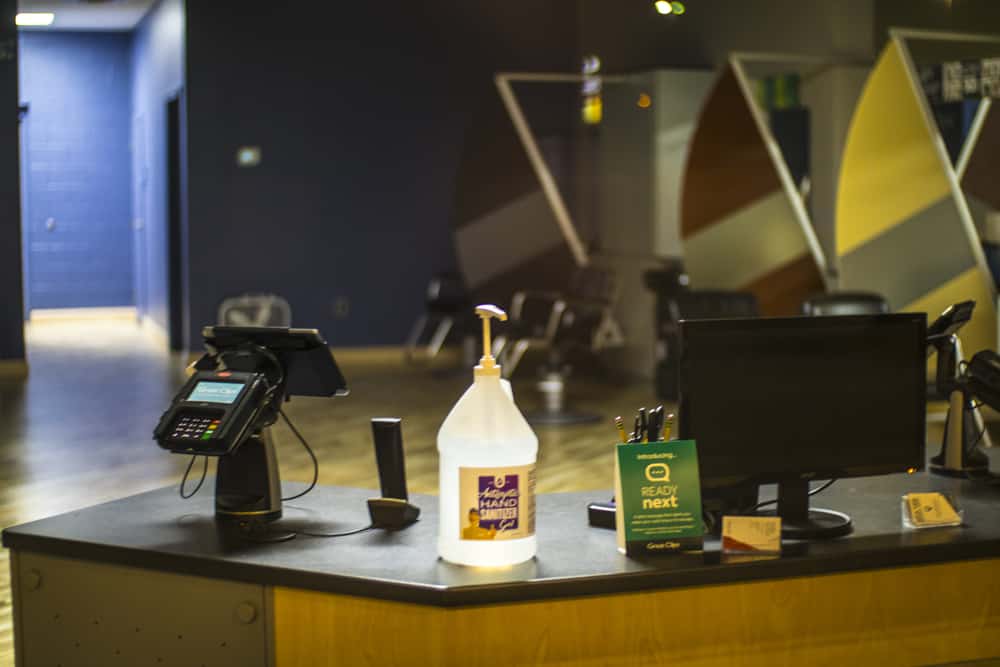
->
left=333, top=297, right=350, bottom=319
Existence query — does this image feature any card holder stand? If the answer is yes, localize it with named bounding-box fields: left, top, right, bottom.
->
left=901, top=492, right=963, bottom=529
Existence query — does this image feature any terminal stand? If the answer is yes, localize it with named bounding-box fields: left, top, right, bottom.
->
left=215, top=428, right=282, bottom=523
left=930, top=335, right=991, bottom=477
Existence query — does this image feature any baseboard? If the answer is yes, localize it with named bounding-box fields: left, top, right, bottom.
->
left=182, top=345, right=461, bottom=370
left=334, top=345, right=462, bottom=367
left=140, top=315, right=170, bottom=348
left=0, top=359, right=29, bottom=379
left=29, top=307, right=137, bottom=321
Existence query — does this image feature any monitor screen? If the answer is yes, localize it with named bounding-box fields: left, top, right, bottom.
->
left=678, top=314, right=926, bottom=488
left=187, top=381, right=243, bottom=404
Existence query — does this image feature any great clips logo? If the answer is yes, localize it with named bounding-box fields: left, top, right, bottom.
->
left=478, top=474, right=520, bottom=531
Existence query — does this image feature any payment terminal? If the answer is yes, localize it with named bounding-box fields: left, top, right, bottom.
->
left=154, top=369, right=269, bottom=456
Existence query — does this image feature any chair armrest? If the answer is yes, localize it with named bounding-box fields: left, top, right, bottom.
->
left=507, top=291, right=567, bottom=343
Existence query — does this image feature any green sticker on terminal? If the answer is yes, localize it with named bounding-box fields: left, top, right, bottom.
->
left=614, top=439, right=703, bottom=555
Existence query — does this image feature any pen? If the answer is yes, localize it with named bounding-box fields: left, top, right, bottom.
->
left=614, top=416, right=628, bottom=443
left=649, top=406, right=662, bottom=442
left=632, top=415, right=641, bottom=443
left=638, top=408, right=647, bottom=443
left=662, top=413, right=675, bottom=441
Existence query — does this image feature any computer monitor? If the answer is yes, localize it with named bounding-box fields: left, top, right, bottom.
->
left=678, top=314, right=926, bottom=539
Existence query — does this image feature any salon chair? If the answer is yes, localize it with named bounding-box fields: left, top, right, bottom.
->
left=217, top=294, right=292, bottom=327
left=493, top=267, right=624, bottom=425
left=492, top=266, right=623, bottom=379
left=801, top=291, right=889, bottom=316
left=405, top=272, right=470, bottom=363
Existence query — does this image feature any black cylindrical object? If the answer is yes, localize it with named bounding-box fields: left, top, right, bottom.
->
left=371, top=418, right=409, bottom=501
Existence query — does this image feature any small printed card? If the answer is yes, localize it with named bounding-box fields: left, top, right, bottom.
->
left=902, top=492, right=962, bottom=528
left=721, top=516, right=782, bottom=553
left=614, top=439, right=703, bottom=556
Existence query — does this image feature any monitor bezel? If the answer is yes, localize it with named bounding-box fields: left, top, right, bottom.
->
left=677, top=313, right=927, bottom=490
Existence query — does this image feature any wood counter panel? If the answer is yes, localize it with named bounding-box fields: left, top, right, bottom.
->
left=274, top=558, right=1000, bottom=666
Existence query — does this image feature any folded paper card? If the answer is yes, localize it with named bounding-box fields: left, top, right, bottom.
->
left=614, top=439, right=703, bottom=555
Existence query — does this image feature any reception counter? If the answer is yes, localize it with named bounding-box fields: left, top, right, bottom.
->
left=4, top=472, right=1000, bottom=666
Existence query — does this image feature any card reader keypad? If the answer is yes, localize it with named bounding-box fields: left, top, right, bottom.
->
left=171, top=415, right=221, bottom=441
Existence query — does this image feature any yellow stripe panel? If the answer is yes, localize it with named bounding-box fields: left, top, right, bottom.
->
left=837, top=41, right=951, bottom=256
left=904, top=267, right=997, bottom=354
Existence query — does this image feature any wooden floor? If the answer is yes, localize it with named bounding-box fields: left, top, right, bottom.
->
left=0, top=318, right=662, bottom=666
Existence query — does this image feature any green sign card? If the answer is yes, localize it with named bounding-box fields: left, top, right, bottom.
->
left=614, top=439, right=703, bottom=555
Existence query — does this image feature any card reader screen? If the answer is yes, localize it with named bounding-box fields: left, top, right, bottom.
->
left=187, top=381, right=243, bottom=404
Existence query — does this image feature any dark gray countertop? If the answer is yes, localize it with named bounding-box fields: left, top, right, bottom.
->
left=4, top=472, right=1000, bottom=607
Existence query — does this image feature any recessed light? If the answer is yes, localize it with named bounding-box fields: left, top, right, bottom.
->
left=654, top=1, right=672, bottom=15
left=16, top=13, right=55, bottom=26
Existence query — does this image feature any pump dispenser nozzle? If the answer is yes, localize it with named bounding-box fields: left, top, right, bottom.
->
left=474, top=304, right=507, bottom=376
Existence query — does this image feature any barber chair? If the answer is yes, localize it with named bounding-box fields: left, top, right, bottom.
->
left=493, top=267, right=623, bottom=379
left=217, top=294, right=292, bottom=327
left=655, top=290, right=759, bottom=400
left=494, top=267, right=624, bottom=425
left=802, top=291, right=889, bottom=316
left=405, top=272, right=470, bottom=363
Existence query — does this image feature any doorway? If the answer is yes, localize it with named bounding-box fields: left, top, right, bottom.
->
left=18, top=31, right=135, bottom=316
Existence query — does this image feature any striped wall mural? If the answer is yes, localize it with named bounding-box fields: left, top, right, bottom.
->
left=680, top=62, right=827, bottom=316
left=451, top=75, right=583, bottom=309
left=837, top=34, right=998, bottom=355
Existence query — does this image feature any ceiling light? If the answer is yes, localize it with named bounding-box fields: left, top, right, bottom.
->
left=15, top=13, right=55, bottom=26
left=654, top=0, right=673, bottom=15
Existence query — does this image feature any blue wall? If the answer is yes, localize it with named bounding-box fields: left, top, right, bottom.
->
left=18, top=31, right=133, bottom=310
left=183, top=1, right=584, bottom=348
left=131, top=0, right=184, bottom=333
left=184, top=3, right=469, bottom=347
left=0, top=0, right=24, bottom=360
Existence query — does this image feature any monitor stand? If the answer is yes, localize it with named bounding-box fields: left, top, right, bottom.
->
left=757, top=479, right=852, bottom=540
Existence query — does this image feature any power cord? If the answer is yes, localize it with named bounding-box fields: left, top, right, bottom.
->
left=279, top=408, right=319, bottom=501
left=296, top=524, right=374, bottom=538
left=964, top=399, right=989, bottom=449
left=179, top=455, right=208, bottom=499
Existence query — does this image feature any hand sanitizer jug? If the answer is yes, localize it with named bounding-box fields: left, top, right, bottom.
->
left=437, top=305, right=538, bottom=566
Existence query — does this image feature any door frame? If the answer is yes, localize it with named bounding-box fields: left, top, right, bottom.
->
left=166, top=90, right=189, bottom=351
left=18, top=102, right=30, bottom=318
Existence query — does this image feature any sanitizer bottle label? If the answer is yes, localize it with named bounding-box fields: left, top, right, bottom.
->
left=458, top=465, right=536, bottom=541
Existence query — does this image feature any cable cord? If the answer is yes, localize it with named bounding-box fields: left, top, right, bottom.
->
left=179, top=455, right=208, bottom=499
left=960, top=400, right=989, bottom=451
left=296, top=524, right=374, bottom=538
left=279, top=408, right=319, bottom=501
